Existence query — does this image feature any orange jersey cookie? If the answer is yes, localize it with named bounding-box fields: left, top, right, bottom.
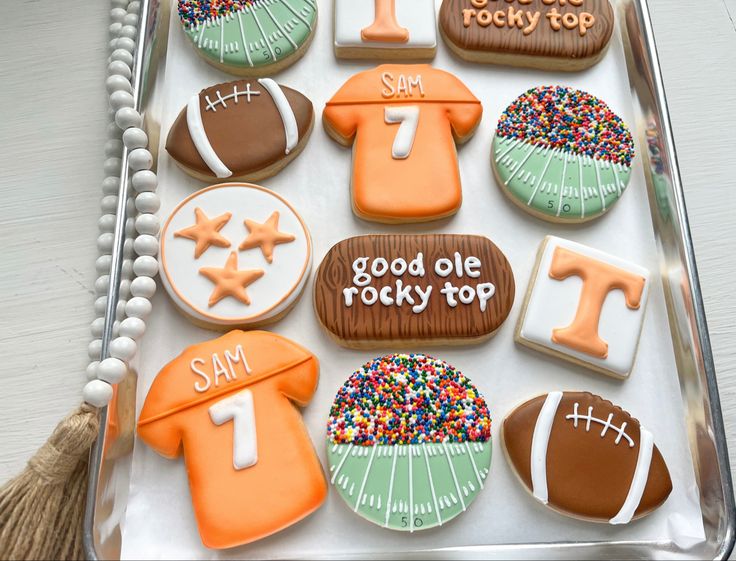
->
left=137, top=330, right=327, bottom=549
left=323, top=64, right=483, bottom=223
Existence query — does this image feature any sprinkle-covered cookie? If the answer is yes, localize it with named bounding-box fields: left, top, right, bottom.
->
left=177, top=0, right=317, bottom=76
left=492, top=86, right=635, bottom=223
left=326, top=354, right=492, bottom=531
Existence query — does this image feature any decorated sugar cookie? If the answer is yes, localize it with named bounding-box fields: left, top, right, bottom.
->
left=159, top=183, right=311, bottom=329
left=177, top=0, right=317, bottom=76
left=334, top=0, right=437, bottom=60
left=314, top=234, right=515, bottom=347
left=137, top=330, right=327, bottom=549
left=516, top=236, right=650, bottom=379
left=503, top=391, right=672, bottom=524
left=439, top=0, right=614, bottom=71
left=323, top=64, right=483, bottom=223
left=166, top=79, right=314, bottom=182
left=492, top=86, right=635, bottom=223
left=327, top=354, right=492, bottom=531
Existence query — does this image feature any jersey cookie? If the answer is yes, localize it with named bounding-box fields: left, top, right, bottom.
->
left=503, top=391, right=672, bottom=523
left=327, top=354, right=492, bottom=531
left=492, top=86, right=635, bottom=223
left=177, top=0, right=317, bottom=75
left=159, top=183, right=311, bottom=329
left=323, top=64, right=483, bottom=223
left=439, top=0, right=614, bottom=71
left=314, top=234, right=515, bottom=347
left=137, top=330, right=327, bottom=548
left=166, top=79, right=314, bottom=182
left=334, top=0, right=437, bottom=60
left=516, top=236, right=650, bottom=379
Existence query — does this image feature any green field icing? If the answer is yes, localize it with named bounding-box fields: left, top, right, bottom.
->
left=493, top=136, right=632, bottom=221
left=327, top=441, right=492, bottom=531
left=184, top=0, right=317, bottom=68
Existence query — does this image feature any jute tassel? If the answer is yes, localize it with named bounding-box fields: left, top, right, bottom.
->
left=0, top=404, right=100, bottom=561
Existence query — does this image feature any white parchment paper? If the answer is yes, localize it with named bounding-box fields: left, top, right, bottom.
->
left=120, top=0, right=706, bottom=557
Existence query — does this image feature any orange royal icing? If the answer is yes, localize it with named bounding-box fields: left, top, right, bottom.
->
left=549, top=246, right=646, bottom=358
left=361, top=0, right=410, bottom=43
left=323, top=64, right=482, bottom=223
left=137, top=330, right=327, bottom=549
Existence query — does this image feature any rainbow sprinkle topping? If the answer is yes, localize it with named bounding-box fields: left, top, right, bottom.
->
left=496, top=86, right=635, bottom=166
left=178, top=0, right=257, bottom=27
left=327, top=354, right=491, bottom=446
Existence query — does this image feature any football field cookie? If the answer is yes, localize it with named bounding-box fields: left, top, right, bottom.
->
left=159, top=183, right=311, bottom=329
left=327, top=354, right=492, bottom=531
left=323, top=65, right=482, bottom=223
left=503, top=391, right=672, bottom=524
left=166, top=79, right=314, bottom=182
left=137, top=330, right=327, bottom=548
left=439, top=0, right=614, bottom=71
left=516, top=236, right=649, bottom=379
left=334, top=0, right=437, bottom=60
left=177, top=0, right=317, bottom=76
left=492, top=86, right=635, bottom=223
left=314, top=234, right=515, bottom=347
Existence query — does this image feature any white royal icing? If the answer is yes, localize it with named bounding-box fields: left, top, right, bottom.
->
left=385, top=106, right=419, bottom=160
left=530, top=391, right=563, bottom=504
left=186, top=95, right=232, bottom=178
left=209, top=388, right=258, bottom=470
left=609, top=427, right=654, bottom=525
left=334, top=0, right=437, bottom=51
left=258, top=78, right=299, bottom=155
left=518, top=236, right=650, bottom=378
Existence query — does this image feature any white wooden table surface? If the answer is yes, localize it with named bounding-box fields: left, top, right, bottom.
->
left=0, top=0, right=734, bottom=546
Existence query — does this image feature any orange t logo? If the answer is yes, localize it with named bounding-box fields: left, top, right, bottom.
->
left=549, top=247, right=646, bottom=359
left=361, top=0, right=410, bottom=43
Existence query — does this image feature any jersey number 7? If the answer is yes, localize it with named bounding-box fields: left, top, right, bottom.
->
left=209, top=389, right=258, bottom=470
left=385, top=106, right=420, bottom=160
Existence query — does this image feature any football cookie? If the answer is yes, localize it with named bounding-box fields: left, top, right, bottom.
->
left=502, top=391, right=672, bottom=524
left=323, top=64, right=483, bottom=223
left=159, top=183, right=311, bottom=329
left=137, top=330, right=327, bottom=548
left=516, top=236, right=650, bottom=379
left=176, top=0, right=317, bottom=76
left=334, top=0, right=437, bottom=60
left=439, top=0, right=614, bottom=71
left=314, top=234, right=515, bottom=348
left=492, top=86, right=635, bottom=223
left=166, top=79, right=314, bottom=182
left=327, top=354, right=492, bottom=531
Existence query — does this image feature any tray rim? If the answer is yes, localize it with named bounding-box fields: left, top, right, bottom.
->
left=83, top=0, right=736, bottom=558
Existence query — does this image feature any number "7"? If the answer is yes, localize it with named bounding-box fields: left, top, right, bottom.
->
left=209, top=389, right=258, bottom=470
left=385, top=106, right=420, bottom=160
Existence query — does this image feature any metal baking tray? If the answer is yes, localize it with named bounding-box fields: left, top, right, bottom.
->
left=84, top=0, right=735, bottom=558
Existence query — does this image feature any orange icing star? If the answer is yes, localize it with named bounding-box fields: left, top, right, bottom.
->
left=239, top=211, right=296, bottom=264
left=199, top=252, right=264, bottom=307
left=175, top=207, right=232, bottom=259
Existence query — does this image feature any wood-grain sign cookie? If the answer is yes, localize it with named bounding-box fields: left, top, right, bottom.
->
left=439, top=0, right=614, bottom=71
left=314, top=235, right=515, bottom=347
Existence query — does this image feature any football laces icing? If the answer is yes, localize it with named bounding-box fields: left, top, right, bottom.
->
left=565, top=402, right=635, bottom=447
left=204, top=83, right=262, bottom=112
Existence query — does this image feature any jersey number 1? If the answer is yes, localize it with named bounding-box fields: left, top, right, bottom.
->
left=361, top=0, right=409, bottom=43
left=385, top=106, right=420, bottom=160
left=209, top=389, right=258, bottom=470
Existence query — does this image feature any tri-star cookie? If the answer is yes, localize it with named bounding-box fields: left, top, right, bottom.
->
left=492, top=86, right=635, bottom=223
left=334, top=0, right=437, bottom=60
left=323, top=64, right=483, bottom=223
left=439, top=0, right=614, bottom=71
left=177, top=0, right=317, bottom=75
left=503, top=391, right=672, bottom=524
left=314, top=234, right=515, bottom=347
left=137, top=330, right=327, bottom=548
left=516, top=236, right=650, bottom=379
left=159, top=183, right=311, bottom=329
left=166, top=79, right=314, bottom=182
left=327, top=354, right=492, bottom=531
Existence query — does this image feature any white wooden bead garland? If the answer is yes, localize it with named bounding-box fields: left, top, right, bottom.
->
left=83, top=0, right=159, bottom=409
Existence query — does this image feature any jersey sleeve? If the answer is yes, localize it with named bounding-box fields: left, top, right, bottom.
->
left=275, top=347, right=319, bottom=407
left=137, top=378, right=184, bottom=459
left=323, top=104, right=360, bottom=142
left=443, top=73, right=483, bottom=141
